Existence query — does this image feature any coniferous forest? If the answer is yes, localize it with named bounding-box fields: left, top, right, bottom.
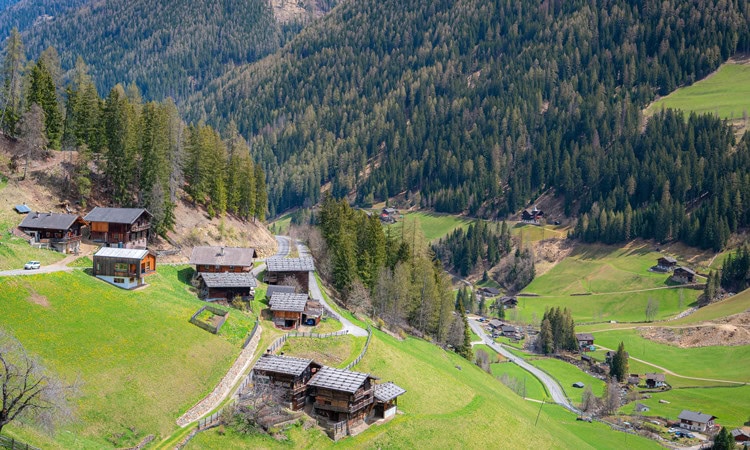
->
left=186, top=0, right=750, bottom=250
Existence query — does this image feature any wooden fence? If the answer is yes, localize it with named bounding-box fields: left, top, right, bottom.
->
left=344, top=325, right=372, bottom=370
left=189, top=305, right=229, bottom=334
left=0, top=436, right=41, bottom=450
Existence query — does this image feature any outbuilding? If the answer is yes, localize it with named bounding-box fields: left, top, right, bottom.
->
left=197, top=272, right=257, bottom=301
left=265, top=257, right=315, bottom=291
left=672, top=267, right=696, bottom=284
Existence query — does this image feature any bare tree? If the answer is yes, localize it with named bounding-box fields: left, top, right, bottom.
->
left=645, top=298, right=659, bottom=322
left=17, top=103, right=48, bottom=180
left=346, top=279, right=371, bottom=314
left=601, top=378, right=621, bottom=415
left=0, top=330, right=76, bottom=434
left=233, top=382, right=287, bottom=434
left=280, top=276, right=303, bottom=293
left=580, top=384, right=599, bottom=413
left=474, top=348, right=491, bottom=373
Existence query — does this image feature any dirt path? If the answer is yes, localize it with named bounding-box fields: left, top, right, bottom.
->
left=594, top=343, right=746, bottom=385
left=530, top=283, right=703, bottom=298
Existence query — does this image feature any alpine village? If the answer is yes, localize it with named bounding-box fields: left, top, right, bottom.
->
left=0, top=0, right=749, bottom=449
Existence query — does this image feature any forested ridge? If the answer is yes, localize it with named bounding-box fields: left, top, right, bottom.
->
left=0, top=0, right=86, bottom=39
left=187, top=0, right=750, bottom=249
left=12, top=0, right=301, bottom=101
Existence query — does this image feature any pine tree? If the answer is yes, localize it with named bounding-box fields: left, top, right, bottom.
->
left=27, top=59, right=62, bottom=149
left=458, top=308, right=473, bottom=359
left=254, top=164, right=267, bottom=221
left=610, top=341, right=628, bottom=382
left=103, top=85, right=134, bottom=205
left=539, top=318, right=553, bottom=354
left=1, top=28, right=25, bottom=137
left=711, top=427, right=734, bottom=450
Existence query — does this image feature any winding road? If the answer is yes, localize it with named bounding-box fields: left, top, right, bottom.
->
left=468, top=319, right=580, bottom=413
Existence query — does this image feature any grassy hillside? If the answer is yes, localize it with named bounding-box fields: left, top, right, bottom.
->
left=490, top=362, right=548, bottom=401
left=187, top=329, right=661, bottom=449
left=515, top=243, right=703, bottom=323
left=646, top=61, right=750, bottom=121
left=0, top=267, right=254, bottom=449
left=386, top=211, right=474, bottom=242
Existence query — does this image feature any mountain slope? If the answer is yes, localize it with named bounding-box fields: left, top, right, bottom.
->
left=0, top=0, right=85, bottom=39
left=186, top=0, right=750, bottom=246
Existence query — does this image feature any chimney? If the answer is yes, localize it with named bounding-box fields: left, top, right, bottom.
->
left=220, top=246, right=225, bottom=256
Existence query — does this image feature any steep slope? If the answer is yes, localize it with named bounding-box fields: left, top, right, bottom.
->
left=0, top=0, right=85, bottom=39
left=19, top=0, right=287, bottom=100
left=186, top=0, right=750, bottom=243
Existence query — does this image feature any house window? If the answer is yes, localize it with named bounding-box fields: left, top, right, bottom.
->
left=113, top=278, right=124, bottom=283
left=96, top=263, right=101, bottom=271
left=215, top=265, right=220, bottom=270
left=115, top=263, right=128, bottom=272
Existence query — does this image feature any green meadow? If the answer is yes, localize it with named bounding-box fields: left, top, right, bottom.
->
left=0, top=266, right=254, bottom=449
left=528, top=358, right=606, bottom=405
left=490, top=361, right=548, bottom=401
left=388, top=211, right=474, bottom=242
left=646, top=61, right=750, bottom=121
left=188, top=329, right=660, bottom=449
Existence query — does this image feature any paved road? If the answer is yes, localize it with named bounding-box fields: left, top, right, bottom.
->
left=468, top=319, right=579, bottom=413
left=0, top=254, right=79, bottom=277
left=295, top=240, right=369, bottom=337
left=274, top=235, right=291, bottom=257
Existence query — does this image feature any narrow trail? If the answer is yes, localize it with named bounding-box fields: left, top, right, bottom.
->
left=527, top=283, right=704, bottom=298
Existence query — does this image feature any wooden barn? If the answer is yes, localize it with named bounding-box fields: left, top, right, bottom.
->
left=672, top=267, right=696, bottom=284
left=93, top=247, right=155, bottom=289
left=265, top=257, right=315, bottom=290
left=265, top=285, right=297, bottom=300
left=252, top=355, right=322, bottom=411
left=84, top=207, right=152, bottom=249
left=189, top=246, right=257, bottom=273
left=372, top=382, right=406, bottom=420
left=307, top=366, right=376, bottom=435
left=521, top=206, right=544, bottom=224
left=197, top=272, right=257, bottom=301
left=656, top=256, right=678, bottom=271
left=269, top=292, right=310, bottom=329
left=645, top=372, right=666, bottom=388
left=18, top=212, right=87, bottom=254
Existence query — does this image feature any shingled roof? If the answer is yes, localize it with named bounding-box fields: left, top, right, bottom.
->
left=199, top=272, right=257, bottom=288
left=84, top=207, right=151, bottom=224
left=190, top=246, right=256, bottom=267
left=253, top=354, right=315, bottom=377
left=308, top=366, right=370, bottom=393
left=266, top=257, right=315, bottom=272
left=678, top=410, right=715, bottom=424
left=266, top=285, right=297, bottom=298
left=373, top=382, right=406, bottom=402
left=19, top=212, right=83, bottom=231
left=269, top=293, right=309, bottom=312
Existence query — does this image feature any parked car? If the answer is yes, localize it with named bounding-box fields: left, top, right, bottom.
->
left=24, top=261, right=41, bottom=270
left=667, top=428, right=678, bottom=433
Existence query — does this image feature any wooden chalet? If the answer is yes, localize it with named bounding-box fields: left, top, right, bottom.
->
left=502, top=325, right=523, bottom=339
left=252, top=355, right=322, bottom=410
left=18, top=212, right=87, bottom=254
left=372, top=382, right=406, bottom=420
left=731, top=428, right=750, bottom=443
left=265, top=285, right=297, bottom=299
left=498, top=296, right=518, bottom=309
left=197, top=272, right=257, bottom=301
left=627, top=374, right=641, bottom=385
left=307, top=366, right=376, bottom=436
left=656, top=256, right=678, bottom=272
left=84, top=207, right=152, bottom=248
left=488, top=319, right=504, bottom=329
left=521, top=206, right=544, bottom=224
left=189, top=246, right=257, bottom=273
left=672, top=267, right=696, bottom=284
left=478, top=287, right=501, bottom=297
left=645, top=372, right=666, bottom=388
left=269, top=292, right=311, bottom=329
left=678, top=410, right=716, bottom=432
left=379, top=207, right=399, bottom=223
left=265, top=257, right=315, bottom=290
left=93, top=247, right=155, bottom=289
left=576, top=333, right=595, bottom=348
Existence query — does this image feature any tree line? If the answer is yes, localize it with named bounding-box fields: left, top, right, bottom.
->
left=0, top=31, right=267, bottom=237
left=433, top=220, right=512, bottom=276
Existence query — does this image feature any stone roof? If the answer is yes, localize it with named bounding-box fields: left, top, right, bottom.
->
left=373, top=382, right=406, bottom=402
left=308, top=366, right=370, bottom=394
left=266, top=285, right=297, bottom=298
left=269, top=293, right=309, bottom=313
left=199, top=272, right=257, bottom=288
left=266, top=257, right=315, bottom=272
left=576, top=333, right=595, bottom=341
left=19, top=212, right=82, bottom=231
left=84, top=207, right=151, bottom=224
left=190, top=246, right=256, bottom=267
left=645, top=372, right=666, bottom=382
left=678, top=410, right=715, bottom=423
left=731, top=428, right=750, bottom=439
left=94, top=247, right=150, bottom=259
left=253, top=354, right=315, bottom=377
left=488, top=319, right=503, bottom=328
left=659, top=256, right=677, bottom=263
left=675, top=266, right=696, bottom=275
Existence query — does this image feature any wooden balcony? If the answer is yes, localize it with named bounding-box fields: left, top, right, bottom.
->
left=130, top=222, right=150, bottom=232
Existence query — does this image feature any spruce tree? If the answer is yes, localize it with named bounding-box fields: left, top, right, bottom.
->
left=539, top=318, right=553, bottom=354
left=610, top=342, right=628, bottom=382
left=1, top=28, right=25, bottom=137
left=27, top=59, right=62, bottom=149
left=711, top=427, right=734, bottom=450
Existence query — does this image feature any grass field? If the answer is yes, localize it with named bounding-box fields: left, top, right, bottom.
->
left=670, top=288, right=750, bottom=325
left=280, top=335, right=364, bottom=368
left=187, top=329, right=660, bottom=449
left=591, top=329, right=750, bottom=383
left=490, top=362, right=548, bottom=400
left=511, top=223, right=567, bottom=243
left=0, top=233, right=66, bottom=270
left=528, top=358, right=606, bottom=405
left=0, top=266, right=254, bottom=449
left=516, top=243, right=703, bottom=323
left=388, top=211, right=474, bottom=242
left=621, top=385, right=750, bottom=429
left=67, top=256, right=93, bottom=268
left=646, top=61, right=750, bottom=121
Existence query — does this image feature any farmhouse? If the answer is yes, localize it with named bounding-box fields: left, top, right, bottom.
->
left=93, top=247, right=155, bottom=289
left=521, top=206, right=544, bottom=224
left=196, top=272, right=257, bottom=301
left=677, top=410, right=717, bottom=432
left=265, top=257, right=315, bottom=290
left=656, top=256, right=678, bottom=272
left=478, top=287, right=501, bottom=297
left=379, top=207, right=399, bottom=223
left=84, top=207, right=152, bottom=248
left=731, top=428, right=750, bottom=443
left=645, top=373, right=666, bottom=388
left=488, top=319, right=504, bottom=329
left=627, top=374, right=641, bottom=385
left=497, top=296, right=518, bottom=309
left=18, top=212, right=87, bottom=254
left=308, top=366, right=377, bottom=436
left=672, top=267, right=696, bottom=284
left=502, top=325, right=523, bottom=339
left=269, top=292, right=319, bottom=329
left=576, top=333, right=595, bottom=348
left=373, top=382, right=406, bottom=420
left=189, top=246, right=257, bottom=273
left=252, top=355, right=322, bottom=411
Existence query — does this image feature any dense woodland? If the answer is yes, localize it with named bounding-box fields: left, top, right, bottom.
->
left=433, top=221, right=512, bottom=276
left=7, top=0, right=324, bottom=101
left=187, top=0, right=750, bottom=250
left=0, top=31, right=267, bottom=236
left=720, top=246, right=750, bottom=293
left=537, top=307, right=578, bottom=355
